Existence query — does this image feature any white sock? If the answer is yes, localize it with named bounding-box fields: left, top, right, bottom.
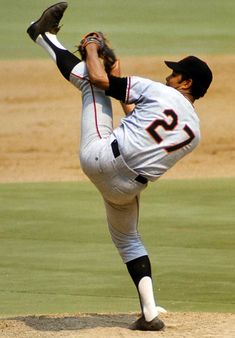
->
left=138, top=276, right=159, bottom=322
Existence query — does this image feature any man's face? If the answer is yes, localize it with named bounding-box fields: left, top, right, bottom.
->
left=165, top=71, right=184, bottom=89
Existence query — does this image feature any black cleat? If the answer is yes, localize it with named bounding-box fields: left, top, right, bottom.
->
left=27, top=2, right=68, bottom=41
left=129, top=315, right=165, bottom=331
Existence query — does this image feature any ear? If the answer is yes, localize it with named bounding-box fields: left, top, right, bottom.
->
left=182, top=78, right=193, bottom=90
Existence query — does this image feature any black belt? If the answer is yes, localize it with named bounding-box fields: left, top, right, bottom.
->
left=111, top=140, right=148, bottom=185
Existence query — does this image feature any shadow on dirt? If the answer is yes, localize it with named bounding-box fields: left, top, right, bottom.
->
left=9, top=313, right=137, bottom=332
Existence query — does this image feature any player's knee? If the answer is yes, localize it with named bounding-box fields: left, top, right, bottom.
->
left=109, top=225, right=148, bottom=263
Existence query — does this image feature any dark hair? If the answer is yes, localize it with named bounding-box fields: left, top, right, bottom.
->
left=192, top=81, right=206, bottom=99
left=180, top=73, right=203, bottom=100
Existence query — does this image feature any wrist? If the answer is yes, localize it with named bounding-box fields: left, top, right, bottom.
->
left=85, top=42, right=99, bottom=53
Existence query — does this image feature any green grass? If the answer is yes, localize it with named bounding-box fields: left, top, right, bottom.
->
left=0, top=178, right=234, bottom=317
left=0, top=0, right=235, bottom=59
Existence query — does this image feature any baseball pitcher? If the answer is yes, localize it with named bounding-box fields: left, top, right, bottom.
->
left=27, top=2, right=213, bottom=331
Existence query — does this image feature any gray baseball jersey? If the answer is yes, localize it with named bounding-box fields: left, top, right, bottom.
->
left=107, top=76, right=200, bottom=181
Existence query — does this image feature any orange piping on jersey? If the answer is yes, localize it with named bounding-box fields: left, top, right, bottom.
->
left=90, top=82, right=102, bottom=139
left=70, top=72, right=102, bottom=139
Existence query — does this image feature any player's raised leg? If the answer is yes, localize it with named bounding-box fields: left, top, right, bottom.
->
left=26, top=2, right=113, bottom=146
left=27, top=2, right=80, bottom=80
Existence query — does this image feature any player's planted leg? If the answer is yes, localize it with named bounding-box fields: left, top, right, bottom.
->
left=105, top=198, right=165, bottom=331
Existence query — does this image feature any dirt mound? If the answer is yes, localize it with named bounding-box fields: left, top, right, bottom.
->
left=1, top=55, right=235, bottom=182
left=0, top=312, right=234, bottom=338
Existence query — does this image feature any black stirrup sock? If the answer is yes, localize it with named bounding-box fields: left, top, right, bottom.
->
left=126, top=255, right=152, bottom=288
left=42, top=33, right=81, bottom=80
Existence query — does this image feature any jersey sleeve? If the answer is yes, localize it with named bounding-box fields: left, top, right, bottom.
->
left=105, top=75, right=152, bottom=104
left=105, top=75, right=128, bottom=102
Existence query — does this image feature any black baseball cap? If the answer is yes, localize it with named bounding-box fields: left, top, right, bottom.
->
left=164, top=56, right=213, bottom=98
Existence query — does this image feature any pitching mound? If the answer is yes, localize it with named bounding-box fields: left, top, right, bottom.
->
left=0, top=312, right=235, bottom=338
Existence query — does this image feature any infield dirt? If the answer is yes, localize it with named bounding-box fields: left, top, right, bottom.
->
left=0, top=312, right=235, bottom=338
left=0, top=56, right=234, bottom=337
left=1, top=55, right=235, bottom=183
